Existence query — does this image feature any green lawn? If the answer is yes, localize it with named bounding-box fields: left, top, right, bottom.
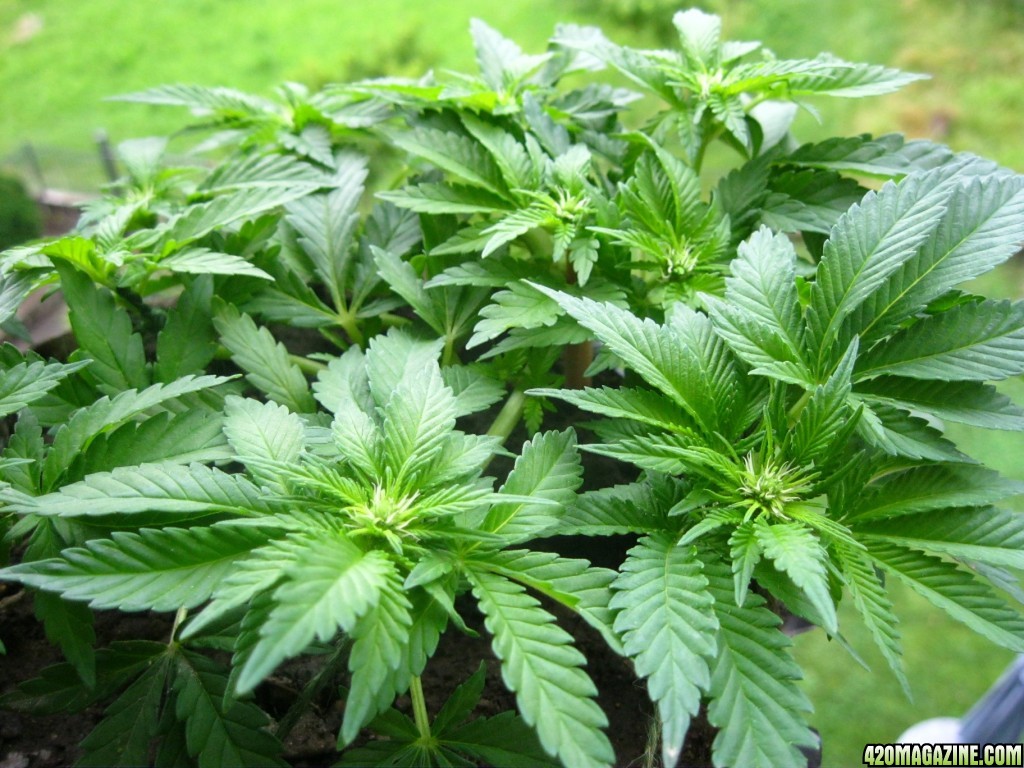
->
left=2, top=2, right=1024, bottom=765
left=3, top=0, right=1024, bottom=186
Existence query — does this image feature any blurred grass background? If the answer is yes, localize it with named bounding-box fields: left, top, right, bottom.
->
left=1, top=0, right=1023, bottom=764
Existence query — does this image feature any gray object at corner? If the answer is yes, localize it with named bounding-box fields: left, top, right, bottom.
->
left=899, top=656, right=1024, bottom=744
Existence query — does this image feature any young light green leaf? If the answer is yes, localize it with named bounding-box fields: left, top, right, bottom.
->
left=4, top=526, right=271, bottom=612
left=4, top=462, right=274, bottom=519
left=341, top=566, right=413, bottom=744
left=611, top=536, right=717, bottom=768
left=381, top=365, right=459, bottom=487
left=224, top=396, right=305, bottom=492
left=703, top=227, right=812, bottom=387
left=833, top=542, right=909, bottom=697
left=364, top=329, right=444, bottom=409
left=703, top=558, right=816, bottom=768
left=483, top=429, right=583, bottom=542
left=213, top=303, right=316, bottom=413
left=238, top=535, right=393, bottom=694
left=468, top=569, right=614, bottom=768
left=753, top=518, right=837, bottom=634
left=158, top=247, right=273, bottom=280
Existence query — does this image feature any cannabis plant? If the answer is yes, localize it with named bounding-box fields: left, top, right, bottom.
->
left=1, top=7, right=1023, bottom=768
left=535, top=155, right=1024, bottom=766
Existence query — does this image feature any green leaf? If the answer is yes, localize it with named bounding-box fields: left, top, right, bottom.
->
left=365, top=329, right=444, bottom=409
left=540, top=287, right=743, bottom=437
left=786, top=55, right=926, bottom=98
left=41, top=374, right=232, bottom=489
left=867, top=542, right=1024, bottom=653
left=847, top=174, right=1024, bottom=344
left=382, top=365, right=459, bottom=487
left=703, top=558, right=816, bottom=768
left=611, top=536, right=717, bottom=768
left=200, top=152, right=330, bottom=192
left=115, top=83, right=277, bottom=114
left=441, top=365, right=505, bottom=418
left=0, top=358, right=91, bottom=418
left=728, top=521, right=762, bottom=607
left=341, top=565, right=413, bottom=744
left=158, top=247, right=273, bottom=280
left=173, top=649, right=287, bottom=768
left=77, top=656, right=171, bottom=767
left=156, top=275, right=217, bottom=382
left=833, top=542, right=909, bottom=696
left=5, top=462, right=274, bottom=519
left=805, top=170, right=952, bottom=372
left=73, top=409, right=230, bottom=479
left=238, top=535, right=393, bottom=694
left=56, top=261, right=149, bottom=393
left=443, top=710, right=561, bottom=767
left=855, top=300, right=1024, bottom=382
left=433, top=662, right=487, bottom=735
left=4, top=526, right=271, bottom=611
left=224, top=396, right=305, bottom=492
left=753, top=518, right=837, bottom=634
left=286, top=154, right=368, bottom=309
left=0, top=640, right=166, bottom=715
left=213, top=302, right=316, bottom=412
left=855, top=401, right=963, bottom=462
left=469, top=281, right=560, bottom=347
left=558, top=480, right=676, bottom=537
left=34, top=591, right=97, bottom=689
left=530, top=385, right=696, bottom=433
left=788, top=339, right=858, bottom=464
left=855, top=377, right=1024, bottom=431
left=849, top=463, right=1024, bottom=521
left=703, top=227, right=812, bottom=387
left=468, top=569, right=614, bottom=768
left=182, top=536, right=309, bottom=640
left=171, top=184, right=318, bottom=244
left=858, top=506, right=1024, bottom=569
left=313, top=345, right=373, bottom=415
left=480, top=550, right=620, bottom=654
left=783, top=133, right=953, bottom=178
left=760, top=170, right=865, bottom=235
left=390, top=127, right=505, bottom=194
left=379, top=182, right=512, bottom=215
left=483, top=429, right=583, bottom=541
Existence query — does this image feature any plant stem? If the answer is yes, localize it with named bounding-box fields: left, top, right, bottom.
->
left=290, top=354, right=326, bottom=375
left=486, top=389, right=526, bottom=444
left=170, top=606, right=188, bottom=643
left=442, top=334, right=459, bottom=367
left=787, top=389, right=812, bottom=427
left=337, top=310, right=364, bottom=347
left=410, top=676, right=431, bottom=741
left=562, top=260, right=593, bottom=388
